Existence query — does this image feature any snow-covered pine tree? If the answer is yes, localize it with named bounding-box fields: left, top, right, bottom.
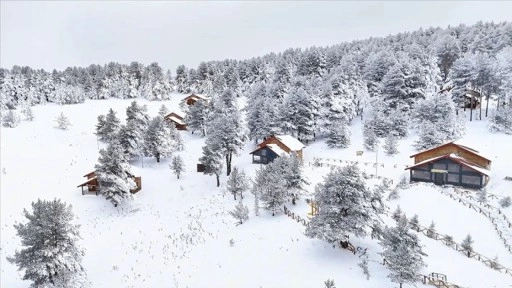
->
left=2, top=109, right=21, bottom=128
left=158, top=104, right=169, bottom=118
left=117, top=121, right=141, bottom=159
left=199, top=142, right=223, bottom=187
left=184, top=99, right=211, bottom=136
left=499, top=196, right=511, bottom=208
left=488, top=104, right=512, bottom=134
left=229, top=197, right=249, bottom=225
left=144, top=116, right=174, bottom=163
left=414, top=121, right=444, bottom=150
left=95, top=139, right=136, bottom=207
left=226, top=166, right=250, bottom=200
left=271, top=154, right=309, bottom=204
left=170, top=155, right=185, bottom=179
left=305, top=164, right=384, bottom=242
left=98, top=108, right=121, bottom=142
left=363, top=123, right=379, bottom=152
left=384, top=133, right=399, bottom=156
left=326, top=119, right=351, bottom=148
left=435, top=33, right=461, bottom=82
left=427, top=221, right=436, bottom=238
left=55, top=112, right=71, bottom=130
left=461, top=234, right=474, bottom=256
left=8, top=199, right=88, bottom=288
left=207, top=91, right=246, bottom=176
left=392, top=206, right=403, bottom=221
left=279, top=86, right=317, bottom=143
left=126, top=101, right=150, bottom=133
left=257, top=168, right=288, bottom=216
left=22, top=105, right=34, bottom=121
left=409, top=214, right=419, bottom=231
left=380, top=215, right=426, bottom=288
left=95, top=114, right=106, bottom=139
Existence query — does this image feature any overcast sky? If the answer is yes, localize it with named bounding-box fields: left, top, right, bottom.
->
left=1, top=1, right=511, bottom=72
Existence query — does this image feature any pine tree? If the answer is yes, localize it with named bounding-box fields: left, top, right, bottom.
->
left=257, top=169, right=288, bottom=216
left=95, top=140, right=136, bottom=207
left=158, top=104, right=169, bottom=117
left=363, top=124, right=379, bottom=152
left=461, top=234, right=474, bottom=256
left=380, top=215, right=426, bottom=288
left=144, top=116, right=174, bottom=163
left=7, top=199, right=88, bottom=288
left=324, top=279, right=336, bottom=288
left=226, top=166, right=249, bottom=200
left=427, top=221, right=436, bottom=238
left=488, top=104, right=512, bottom=134
left=95, top=114, right=106, bottom=139
left=126, top=101, right=150, bottom=133
left=499, top=196, right=511, bottom=208
left=2, top=109, right=21, bottom=128
left=306, top=164, right=384, bottom=242
left=184, top=99, right=211, bottom=136
left=414, top=121, right=444, bottom=150
left=392, top=206, right=403, bottom=221
left=199, top=142, right=223, bottom=187
left=170, top=155, right=185, bottom=179
left=98, top=108, right=121, bottom=142
left=409, top=214, right=419, bottom=231
left=55, top=112, right=71, bottom=130
left=326, top=119, right=351, bottom=148
left=23, top=105, right=34, bottom=121
left=384, top=133, right=399, bottom=156
left=117, top=121, right=142, bottom=159
left=229, top=197, right=249, bottom=225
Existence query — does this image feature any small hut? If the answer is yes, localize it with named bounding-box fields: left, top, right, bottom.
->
left=182, top=93, right=209, bottom=106
left=249, top=135, right=305, bottom=164
left=77, top=171, right=142, bottom=195
left=164, top=111, right=187, bottom=130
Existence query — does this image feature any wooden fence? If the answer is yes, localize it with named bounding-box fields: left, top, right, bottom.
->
left=310, top=157, right=394, bottom=183
left=440, top=188, right=512, bottom=255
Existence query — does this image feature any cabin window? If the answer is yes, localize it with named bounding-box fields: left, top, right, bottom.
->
left=433, top=163, right=446, bottom=170
left=461, top=175, right=480, bottom=185
left=261, top=149, right=267, bottom=156
left=447, top=174, right=459, bottom=183
left=415, top=164, right=429, bottom=171
left=447, top=164, right=459, bottom=173
left=461, top=165, right=476, bottom=172
left=412, top=170, right=431, bottom=180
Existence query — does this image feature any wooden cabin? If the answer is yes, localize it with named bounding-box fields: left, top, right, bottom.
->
left=77, top=171, right=142, bottom=195
left=249, top=135, right=305, bottom=164
left=182, top=93, right=209, bottom=106
left=406, top=142, right=491, bottom=189
left=463, top=90, right=481, bottom=109
left=164, top=111, right=187, bottom=130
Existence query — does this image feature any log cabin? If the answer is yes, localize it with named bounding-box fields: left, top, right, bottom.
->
left=249, top=135, right=305, bottom=164
left=77, top=171, right=142, bottom=195
left=405, top=142, right=491, bottom=189
left=182, top=93, right=209, bottom=106
left=164, top=111, right=187, bottom=130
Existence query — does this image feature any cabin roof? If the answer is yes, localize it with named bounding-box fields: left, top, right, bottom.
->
left=405, top=153, right=490, bottom=176
left=77, top=177, right=97, bottom=187
left=166, top=115, right=186, bottom=125
left=274, top=135, right=305, bottom=151
left=183, top=93, right=209, bottom=101
left=266, top=144, right=289, bottom=157
left=165, top=111, right=185, bottom=120
left=409, top=141, right=490, bottom=162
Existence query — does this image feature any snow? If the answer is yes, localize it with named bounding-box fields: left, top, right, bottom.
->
left=167, top=115, right=186, bottom=125
left=275, top=135, right=305, bottom=151
left=1, top=95, right=512, bottom=288
left=265, top=143, right=288, bottom=157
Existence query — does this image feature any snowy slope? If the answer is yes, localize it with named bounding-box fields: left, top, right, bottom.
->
left=1, top=96, right=512, bottom=288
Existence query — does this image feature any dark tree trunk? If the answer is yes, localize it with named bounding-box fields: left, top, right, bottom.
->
left=233, top=193, right=236, bottom=200
left=470, top=99, right=473, bottom=122
left=216, top=174, right=220, bottom=187
left=156, top=153, right=160, bottom=163
left=226, top=153, right=232, bottom=176
left=485, top=95, right=490, bottom=117
left=479, top=95, right=483, bottom=120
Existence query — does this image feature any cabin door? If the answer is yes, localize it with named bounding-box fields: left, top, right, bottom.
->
left=434, top=173, right=444, bottom=185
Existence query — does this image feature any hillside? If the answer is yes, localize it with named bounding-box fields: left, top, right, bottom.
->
left=1, top=95, right=512, bottom=288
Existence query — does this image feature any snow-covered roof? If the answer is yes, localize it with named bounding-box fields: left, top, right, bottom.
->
left=275, top=135, right=305, bottom=151
left=172, top=111, right=185, bottom=119
left=405, top=153, right=490, bottom=177
left=193, top=94, right=208, bottom=100
left=77, top=177, right=97, bottom=187
left=266, top=144, right=289, bottom=157
left=410, top=141, right=490, bottom=162
left=167, top=115, right=185, bottom=126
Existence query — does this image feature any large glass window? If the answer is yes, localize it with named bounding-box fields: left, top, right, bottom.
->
left=461, top=175, right=481, bottom=185
left=412, top=170, right=431, bottom=180
left=433, top=163, right=446, bottom=170
left=447, top=173, right=459, bottom=183
left=447, top=164, right=460, bottom=173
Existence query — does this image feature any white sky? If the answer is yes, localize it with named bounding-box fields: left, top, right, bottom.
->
left=1, top=1, right=511, bottom=72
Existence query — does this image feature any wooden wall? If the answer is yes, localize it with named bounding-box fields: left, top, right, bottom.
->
left=413, top=143, right=490, bottom=169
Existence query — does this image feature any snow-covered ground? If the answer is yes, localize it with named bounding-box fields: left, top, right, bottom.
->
left=1, top=95, right=512, bottom=288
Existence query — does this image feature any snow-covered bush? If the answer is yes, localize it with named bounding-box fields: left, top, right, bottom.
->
left=499, top=196, right=511, bottom=208
left=2, top=109, right=21, bottom=128
left=55, top=112, right=71, bottom=130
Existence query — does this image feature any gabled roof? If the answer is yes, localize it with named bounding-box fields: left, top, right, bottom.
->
left=249, top=144, right=288, bottom=156
left=165, top=115, right=186, bottom=126
left=183, top=93, right=209, bottom=101
left=409, top=141, right=490, bottom=162
left=274, top=135, right=305, bottom=151
left=165, top=111, right=185, bottom=120
left=77, top=177, right=97, bottom=187
left=405, top=153, right=490, bottom=177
